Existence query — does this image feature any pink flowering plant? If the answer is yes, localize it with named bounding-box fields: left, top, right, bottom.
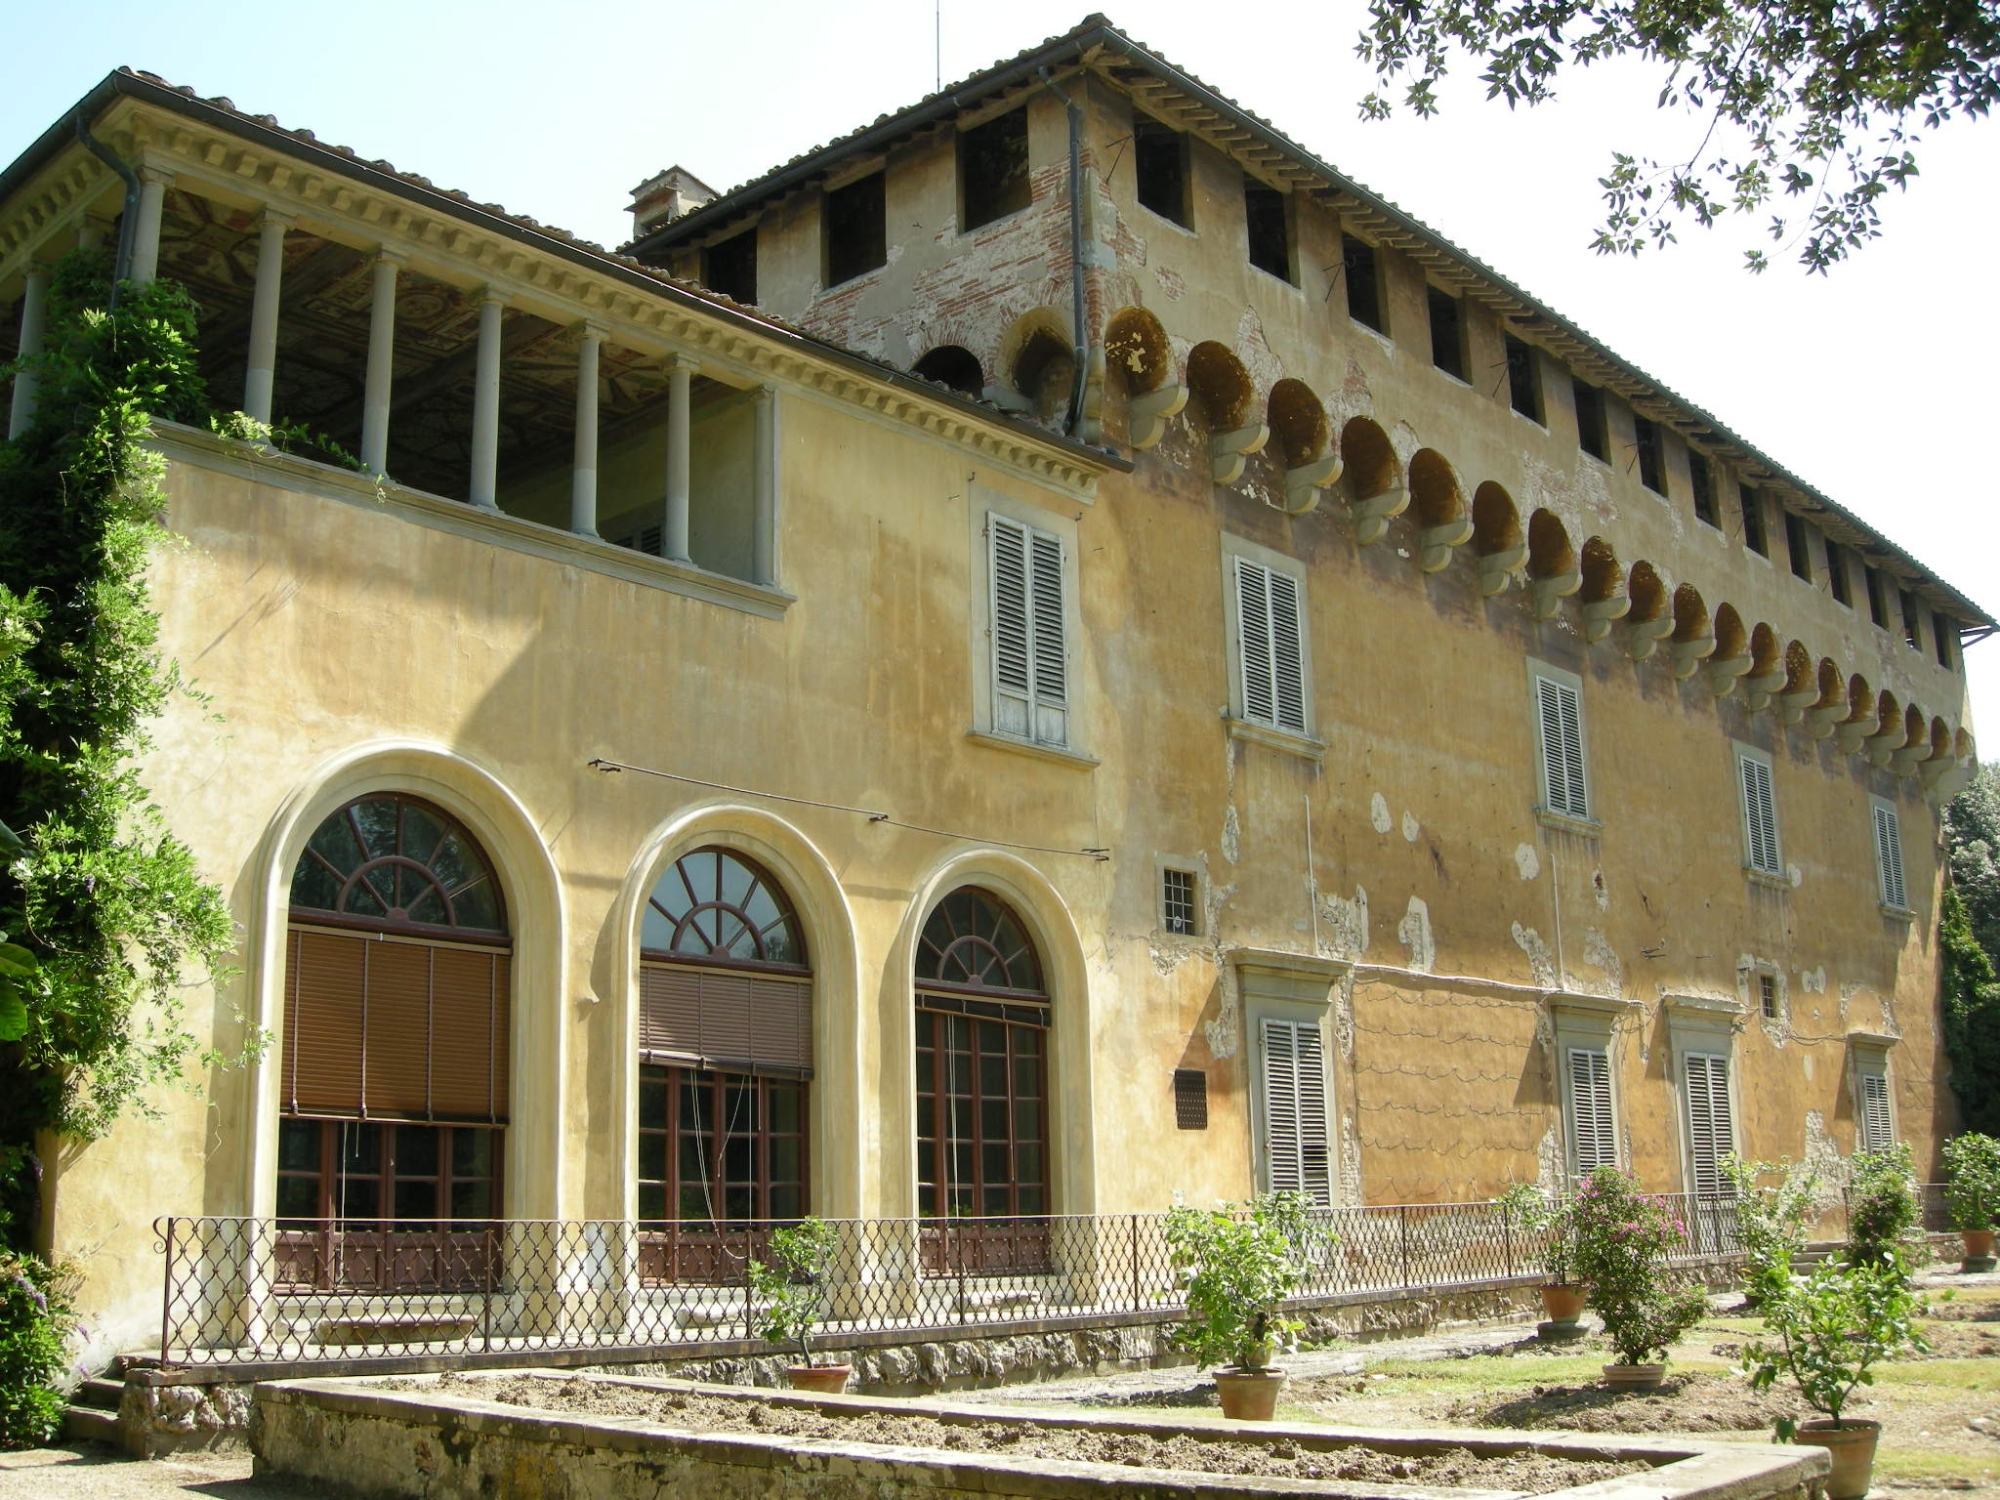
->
left=1569, top=1167, right=1710, bottom=1365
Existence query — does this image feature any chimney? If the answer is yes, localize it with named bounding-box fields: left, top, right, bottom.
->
left=629, top=166, right=720, bottom=239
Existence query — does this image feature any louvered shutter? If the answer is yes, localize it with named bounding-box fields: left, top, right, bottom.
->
left=1566, top=1047, right=1616, bottom=1178
left=1873, top=804, right=1906, bottom=910
left=1859, top=1070, right=1894, bottom=1152
left=284, top=929, right=367, bottom=1116
left=1537, top=677, right=1588, bottom=819
left=989, top=516, right=1033, bottom=737
left=1683, top=1052, right=1735, bottom=1196
left=1740, top=756, right=1780, bottom=876
left=1237, top=557, right=1275, bottom=725
left=1260, top=1017, right=1332, bottom=1205
left=1268, top=569, right=1307, bottom=733
left=1029, top=529, right=1068, bottom=744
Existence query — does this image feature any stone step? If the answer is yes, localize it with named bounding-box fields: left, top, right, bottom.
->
left=75, top=1376, right=124, bottom=1411
left=62, top=1404, right=123, bottom=1447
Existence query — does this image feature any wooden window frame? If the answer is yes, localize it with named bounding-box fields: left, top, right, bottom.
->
left=636, top=1063, right=807, bottom=1226
left=1871, top=798, right=1909, bottom=914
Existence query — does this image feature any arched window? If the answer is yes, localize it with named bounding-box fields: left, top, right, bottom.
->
left=277, top=794, right=511, bottom=1285
left=638, top=848, right=811, bottom=1230
left=914, top=888, right=1049, bottom=1225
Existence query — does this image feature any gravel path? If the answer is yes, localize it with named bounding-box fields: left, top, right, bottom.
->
left=0, top=1445, right=304, bottom=1499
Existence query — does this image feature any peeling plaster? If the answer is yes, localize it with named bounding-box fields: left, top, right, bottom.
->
left=1581, top=928, right=1623, bottom=998
left=1401, top=811, right=1420, bottom=843
left=1397, top=896, right=1435, bottom=973
left=1221, top=805, right=1240, bottom=865
left=1591, top=869, right=1608, bottom=911
left=1233, top=308, right=1285, bottom=391
left=1512, top=922, right=1557, bottom=988
left=1204, top=961, right=1240, bottom=1060
left=1153, top=265, right=1186, bottom=302
left=1320, top=887, right=1370, bottom=959
left=1514, top=844, right=1540, bottom=881
left=1800, top=967, right=1826, bottom=995
left=1786, top=862, right=1803, bottom=889
left=1536, top=1125, right=1565, bottom=1194
left=1804, top=1111, right=1848, bottom=1191
left=1339, top=1109, right=1363, bottom=1201
left=1369, top=793, right=1392, bottom=835
left=1390, top=420, right=1422, bottom=470
left=1334, top=970, right=1356, bottom=1058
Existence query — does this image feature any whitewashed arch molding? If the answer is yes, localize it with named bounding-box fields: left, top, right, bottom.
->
left=243, top=740, right=566, bottom=1221
left=608, top=802, right=864, bottom=1221
left=883, top=849, right=1097, bottom=1221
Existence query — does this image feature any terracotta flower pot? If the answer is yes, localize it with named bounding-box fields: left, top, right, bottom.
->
left=1962, top=1228, right=1996, bottom=1268
left=1539, top=1284, right=1586, bottom=1325
left=785, top=1364, right=851, bottom=1394
left=1214, top=1367, right=1286, bottom=1421
left=1792, top=1418, right=1881, bottom=1500
left=1600, top=1362, right=1666, bottom=1391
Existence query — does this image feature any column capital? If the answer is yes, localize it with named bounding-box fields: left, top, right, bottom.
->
left=372, top=246, right=408, bottom=269
left=136, top=163, right=176, bottom=188
left=662, top=351, right=699, bottom=375
left=575, top=319, right=610, bottom=344
left=477, top=285, right=510, bottom=309
left=257, top=207, right=296, bottom=231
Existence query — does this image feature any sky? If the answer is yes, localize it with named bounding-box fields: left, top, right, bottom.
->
left=6, top=0, right=1996, bottom=742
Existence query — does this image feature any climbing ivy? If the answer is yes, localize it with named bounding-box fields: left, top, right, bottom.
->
left=0, top=250, right=234, bottom=1247
left=1940, top=883, right=2000, bottom=1138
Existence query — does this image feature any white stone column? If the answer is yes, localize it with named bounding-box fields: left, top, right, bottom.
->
left=77, top=214, right=113, bottom=254
left=7, top=263, right=50, bottom=441
left=752, top=386, right=778, bottom=586
left=130, top=166, right=173, bottom=284
left=570, top=323, right=605, bottom=538
left=661, top=355, right=693, bottom=561
left=359, top=251, right=403, bottom=476
left=469, top=289, right=506, bottom=510
left=242, top=210, right=291, bottom=424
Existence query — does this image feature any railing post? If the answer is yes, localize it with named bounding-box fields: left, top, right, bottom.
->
left=158, top=1217, right=175, bottom=1367
left=1501, top=1202, right=1514, bottom=1280
left=956, top=1223, right=968, bottom=1324
left=482, top=1222, right=495, bottom=1353
left=1130, top=1214, right=1141, bottom=1312
left=1398, top=1206, right=1411, bottom=1287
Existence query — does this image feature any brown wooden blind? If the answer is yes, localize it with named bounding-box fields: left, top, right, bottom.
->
left=639, top=961, right=811, bottom=1077
left=282, top=925, right=510, bottom=1122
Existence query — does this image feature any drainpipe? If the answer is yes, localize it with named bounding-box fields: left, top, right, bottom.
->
left=1038, top=67, right=1089, bottom=437
left=74, top=111, right=140, bottom=309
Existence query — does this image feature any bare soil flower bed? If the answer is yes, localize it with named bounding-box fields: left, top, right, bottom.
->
left=439, top=1375, right=1652, bottom=1494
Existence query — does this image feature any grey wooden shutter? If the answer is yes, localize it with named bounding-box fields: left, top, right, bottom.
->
left=1859, top=1070, right=1894, bottom=1152
left=989, top=515, right=1033, bottom=737
left=1236, top=557, right=1275, bottom=725
left=1566, top=1047, right=1616, bottom=1178
left=1683, top=1052, right=1735, bottom=1196
left=1260, top=1017, right=1332, bottom=1205
left=1740, top=755, right=1780, bottom=875
left=1268, top=569, right=1307, bottom=733
left=1537, top=677, right=1588, bottom=819
left=1029, top=528, right=1068, bottom=744
left=1873, top=804, right=1906, bottom=910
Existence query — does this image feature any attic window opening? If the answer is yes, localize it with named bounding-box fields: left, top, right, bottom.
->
left=825, top=171, right=887, bottom=287
left=1161, top=867, right=1198, bottom=936
left=1933, top=612, right=1955, bottom=670
left=1342, top=236, right=1384, bottom=333
left=1427, top=287, right=1464, bottom=380
left=1244, top=180, right=1293, bottom=283
left=1505, top=335, right=1541, bottom=423
left=701, top=230, right=757, bottom=306
left=912, top=345, right=984, bottom=395
left=1739, top=484, right=1768, bottom=556
left=960, top=108, right=1031, bottom=231
left=1632, top=416, right=1665, bottom=494
left=1573, top=379, right=1608, bottom=462
left=1689, top=454, right=1718, bottom=528
left=1759, top=973, right=1779, bottom=1021
left=1825, top=539, right=1852, bottom=607
left=1866, top=567, right=1890, bottom=628
left=1784, top=512, right=1813, bottom=582
left=1133, top=114, right=1190, bottom=228
left=1900, top=589, right=1923, bottom=651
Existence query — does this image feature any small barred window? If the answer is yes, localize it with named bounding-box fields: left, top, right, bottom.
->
left=1162, top=868, right=1198, bottom=936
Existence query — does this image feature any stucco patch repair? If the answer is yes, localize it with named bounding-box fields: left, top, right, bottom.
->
left=1804, top=1111, right=1849, bottom=1191
left=1800, top=966, right=1826, bottom=995
left=1397, top=896, right=1434, bottom=973
left=1401, top=811, right=1420, bottom=843
left=1581, top=928, right=1623, bottom=998
left=1152, top=264, right=1186, bottom=301
left=1786, top=862, right=1803, bottom=889
left=1511, top=922, right=1557, bottom=988
left=1221, top=805, right=1240, bottom=865
left=1535, top=1124, right=1565, bottom=1194
left=1333, top=969, right=1356, bottom=1058
left=1232, top=307, right=1284, bottom=392
left=1339, top=1109, right=1363, bottom=1200
left=1204, top=961, right=1240, bottom=1060
left=1390, top=420, right=1422, bottom=470
left=1513, top=843, right=1540, bottom=881
left=1591, top=869, right=1608, bottom=911
left=1320, top=887, right=1369, bottom=959
left=1369, top=793, right=1392, bottom=836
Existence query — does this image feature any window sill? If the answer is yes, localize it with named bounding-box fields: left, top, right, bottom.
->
left=1225, top=717, right=1324, bottom=763
left=1136, top=202, right=1195, bottom=236
left=1533, top=807, right=1601, bottom=838
left=1248, top=263, right=1300, bottom=290
left=965, top=730, right=1098, bottom=770
left=1745, top=867, right=1793, bottom=891
left=1878, top=903, right=1916, bottom=923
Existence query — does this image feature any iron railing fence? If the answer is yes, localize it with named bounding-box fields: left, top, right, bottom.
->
left=155, top=1188, right=1777, bottom=1369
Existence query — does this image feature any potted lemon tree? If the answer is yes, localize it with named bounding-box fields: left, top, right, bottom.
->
left=1570, top=1167, right=1709, bottom=1390
left=1164, top=1193, right=1314, bottom=1420
left=1942, top=1133, right=2000, bottom=1271
left=1741, top=1257, right=1926, bottom=1500
left=749, top=1217, right=848, bottom=1393
left=1496, top=1182, right=1583, bottom=1329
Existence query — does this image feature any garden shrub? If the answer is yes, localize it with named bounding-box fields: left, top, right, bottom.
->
left=1844, top=1144, right=1919, bottom=1274
left=1570, top=1167, right=1710, bottom=1365
left=1941, top=1133, right=2000, bottom=1233
left=1722, top=1155, right=1823, bottom=1307
left=0, top=1253, right=77, bottom=1448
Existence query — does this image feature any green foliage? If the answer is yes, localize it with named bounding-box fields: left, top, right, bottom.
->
left=1845, top=1144, right=1919, bottom=1274
left=748, top=1217, right=841, bottom=1366
left=1355, top=0, right=2000, bottom=273
left=208, top=411, right=366, bottom=473
left=1946, top=766, right=2000, bottom=960
left=1941, top=1134, right=2000, bottom=1233
left=1741, top=1257, right=1926, bottom=1432
left=1939, top=883, right=2000, bottom=1136
left=1569, top=1167, right=1710, bottom=1364
left=0, top=250, right=234, bottom=1245
left=1722, top=1155, right=1824, bottom=1308
left=1164, top=1193, right=1320, bottom=1371
left=0, top=1252, right=77, bottom=1448
left=1495, top=1180, right=1577, bottom=1286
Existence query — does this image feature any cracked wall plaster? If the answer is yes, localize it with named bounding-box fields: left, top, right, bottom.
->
left=1369, top=793, right=1391, bottom=835
left=1320, top=888, right=1370, bottom=959
left=1581, top=928, right=1623, bottom=998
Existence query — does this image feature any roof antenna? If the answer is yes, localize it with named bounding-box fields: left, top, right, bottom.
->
left=934, top=0, right=942, bottom=92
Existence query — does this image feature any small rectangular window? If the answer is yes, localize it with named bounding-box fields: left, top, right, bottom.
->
left=1534, top=672, right=1590, bottom=821
left=1343, top=235, right=1384, bottom=332
left=1161, top=867, right=1199, bottom=935
left=1739, top=750, right=1781, bottom=878
left=1233, top=555, right=1309, bottom=734
left=1505, top=335, right=1542, bottom=421
left=988, top=512, right=1069, bottom=747
left=1173, top=1068, right=1209, bottom=1130
left=1259, top=1017, right=1331, bottom=1203
left=1873, top=800, right=1907, bottom=912
left=1689, top=454, right=1718, bottom=528
left=1633, top=416, right=1666, bottom=494
left=1759, top=973, right=1779, bottom=1021
left=1244, top=179, right=1293, bottom=282
left=1858, top=1068, right=1894, bottom=1153
left=1682, top=1052, right=1736, bottom=1196
left=1785, top=511, right=1813, bottom=582
left=959, top=108, right=1030, bottom=230
left=1825, top=539, right=1852, bottom=605
left=1739, top=484, right=1768, bottom=556
left=1573, top=379, right=1608, bottom=462
left=824, top=171, right=886, bottom=286
left=1900, top=589, right=1923, bottom=650
left=1933, top=612, right=1955, bottom=669
left=1427, top=287, right=1464, bottom=379
left=1865, top=567, right=1888, bottom=627
left=1566, top=1046, right=1617, bottom=1179
left=701, top=230, right=757, bottom=306
left=1133, top=114, right=1190, bottom=227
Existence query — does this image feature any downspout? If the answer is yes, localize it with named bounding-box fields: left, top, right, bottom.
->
left=74, top=111, right=140, bottom=309
left=1037, top=67, right=1089, bottom=436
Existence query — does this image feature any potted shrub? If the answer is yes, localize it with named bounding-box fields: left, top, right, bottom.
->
left=1941, top=1133, right=2000, bottom=1270
left=1741, top=1257, right=1927, bottom=1500
left=1569, top=1167, right=1710, bottom=1389
left=748, top=1217, right=848, bottom=1393
left=1496, top=1182, right=1582, bottom=1327
left=1721, top=1154, right=1824, bottom=1308
left=1164, top=1193, right=1315, bottom=1420
left=1844, top=1143, right=1919, bottom=1276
